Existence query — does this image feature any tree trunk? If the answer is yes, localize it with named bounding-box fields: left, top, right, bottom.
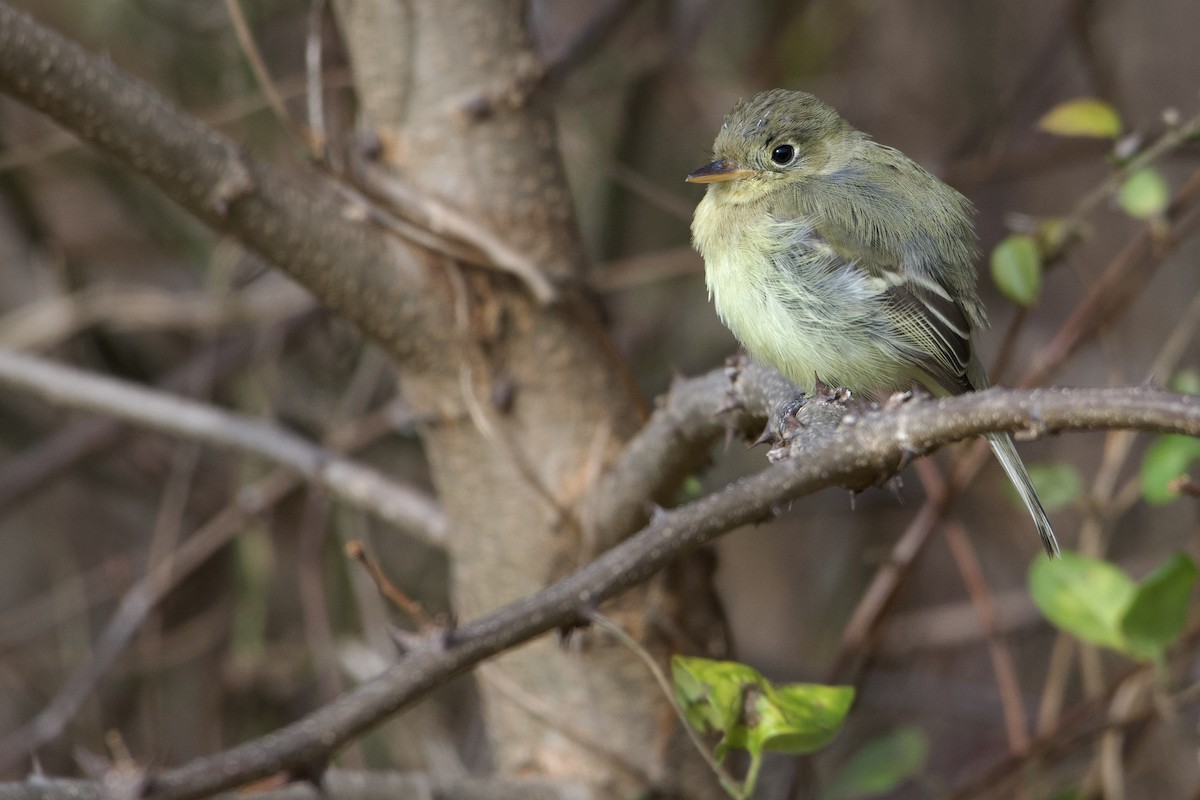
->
left=331, top=1, right=722, bottom=795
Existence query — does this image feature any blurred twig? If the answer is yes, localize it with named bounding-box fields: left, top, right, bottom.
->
left=0, top=397, right=430, bottom=770
left=222, top=0, right=308, bottom=152
left=0, top=347, right=447, bottom=543
left=0, top=281, right=313, bottom=352
left=939, top=638, right=1200, bottom=800
left=344, top=540, right=434, bottom=631
left=0, top=318, right=310, bottom=515
left=304, top=0, right=329, bottom=156
left=944, top=520, right=1031, bottom=756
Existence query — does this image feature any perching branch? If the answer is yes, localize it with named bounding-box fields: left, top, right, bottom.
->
left=51, top=384, right=1199, bottom=800
left=581, top=358, right=795, bottom=550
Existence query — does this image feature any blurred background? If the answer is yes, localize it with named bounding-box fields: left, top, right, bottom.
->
left=1, top=0, right=1199, bottom=796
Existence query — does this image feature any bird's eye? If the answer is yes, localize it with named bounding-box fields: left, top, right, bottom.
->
left=770, top=144, right=796, bottom=165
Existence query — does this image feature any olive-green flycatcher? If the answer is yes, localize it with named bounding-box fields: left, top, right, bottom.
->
left=688, top=89, right=1058, bottom=557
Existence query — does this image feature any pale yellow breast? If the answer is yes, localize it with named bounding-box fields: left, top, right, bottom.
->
left=691, top=192, right=908, bottom=393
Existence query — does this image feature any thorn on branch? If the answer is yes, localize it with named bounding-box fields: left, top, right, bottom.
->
left=74, top=731, right=148, bottom=800
left=390, top=623, right=453, bottom=656
left=556, top=615, right=593, bottom=648
left=1013, top=410, right=1049, bottom=441
left=895, top=446, right=920, bottom=473
left=344, top=539, right=436, bottom=631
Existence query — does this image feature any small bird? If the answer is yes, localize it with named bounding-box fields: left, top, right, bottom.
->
left=687, top=89, right=1059, bottom=557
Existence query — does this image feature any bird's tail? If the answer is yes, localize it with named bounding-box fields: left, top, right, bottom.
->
left=985, top=432, right=1060, bottom=558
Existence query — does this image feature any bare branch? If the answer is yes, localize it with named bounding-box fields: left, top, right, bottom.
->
left=0, top=347, right=447, bottom=543
left=582, top=359, right=795, bottom=550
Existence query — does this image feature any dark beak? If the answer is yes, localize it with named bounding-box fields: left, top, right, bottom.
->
left=685, top=159, right=754, bottom=183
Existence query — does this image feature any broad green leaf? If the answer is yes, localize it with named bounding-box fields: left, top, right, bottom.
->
left=1030, top=553, right=1135, bottom=650
left=1140, top=434, right=1200, bottom=504
left=1117, top=168, right=1170, bottom=220
left=1037, top=98, right=1122, bottom=138
left=1120, top=554, right=1198, bottom=660
left=1170, top=368, right=1200, bottom=396
left=1005, top=462, right=1084, bottom=511
left=747, top=682, right=855, bottom=756
left=821, top=726, right=928, bottom=800
left=672, top=656, right=765, bottom=745
left=990, top=234, right=1042, bottom=307
left=672, top=656, right=853, bottom=768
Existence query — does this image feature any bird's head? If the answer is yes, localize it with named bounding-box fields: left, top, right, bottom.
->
left=686, top=89, right=856, bottom=204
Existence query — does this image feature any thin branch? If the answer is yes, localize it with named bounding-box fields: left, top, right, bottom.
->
left=1026, top=164, right=1200, bottom=387
left=582, top=358, right=795, bottom=551
left=84, top=386, right=1200, bottom=800
left=304, top=0, right=329, bottom=155
left=586, top=614, right=740, bottom=795
left=350, top=156, right=559, bottom=302
left=0, top=399, right=429, bottom=770
left=0, top=347, right=447, bottom=544
left=944, top=522, right=1030, bottom=755
left=0, top=469, right=299, bottom=771
left=0, top=281, right=313, bottom=352
left=344, top=540, right=435, bottom=630
left=937, top=631, right=1200, bottom=800
left=222, top=0, right=307, bottom=151
left=0, top=319, right=311, bottom=515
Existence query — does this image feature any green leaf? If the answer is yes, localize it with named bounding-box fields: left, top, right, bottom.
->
left=672, top=656, right=765, bottom=749
left=1117, top=168, right=1170, bottom=220
left=672, top=657, right=853, bottom=764
left=1120, top=554, right=1198, bottom=659
left=1169, top=368, right=1200, bottom=396
left=1005, top=462, right=1084, bottom=511
left=1037, top=98, right=1122, bottom=138
left=1030, top=553, right=1135, bottom=651
left=1034, top=216, right=1072, bottom=256
left=990, top=234, right=1043, bottom=307
left=821, top=726, right=928, bottom=800
left=748, top=682, right=855, bottom=756
left=1140, top=434, right=1200, bottom=504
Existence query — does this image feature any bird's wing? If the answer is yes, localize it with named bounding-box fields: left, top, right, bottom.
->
left=877, top=270, right=974, bottom=395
